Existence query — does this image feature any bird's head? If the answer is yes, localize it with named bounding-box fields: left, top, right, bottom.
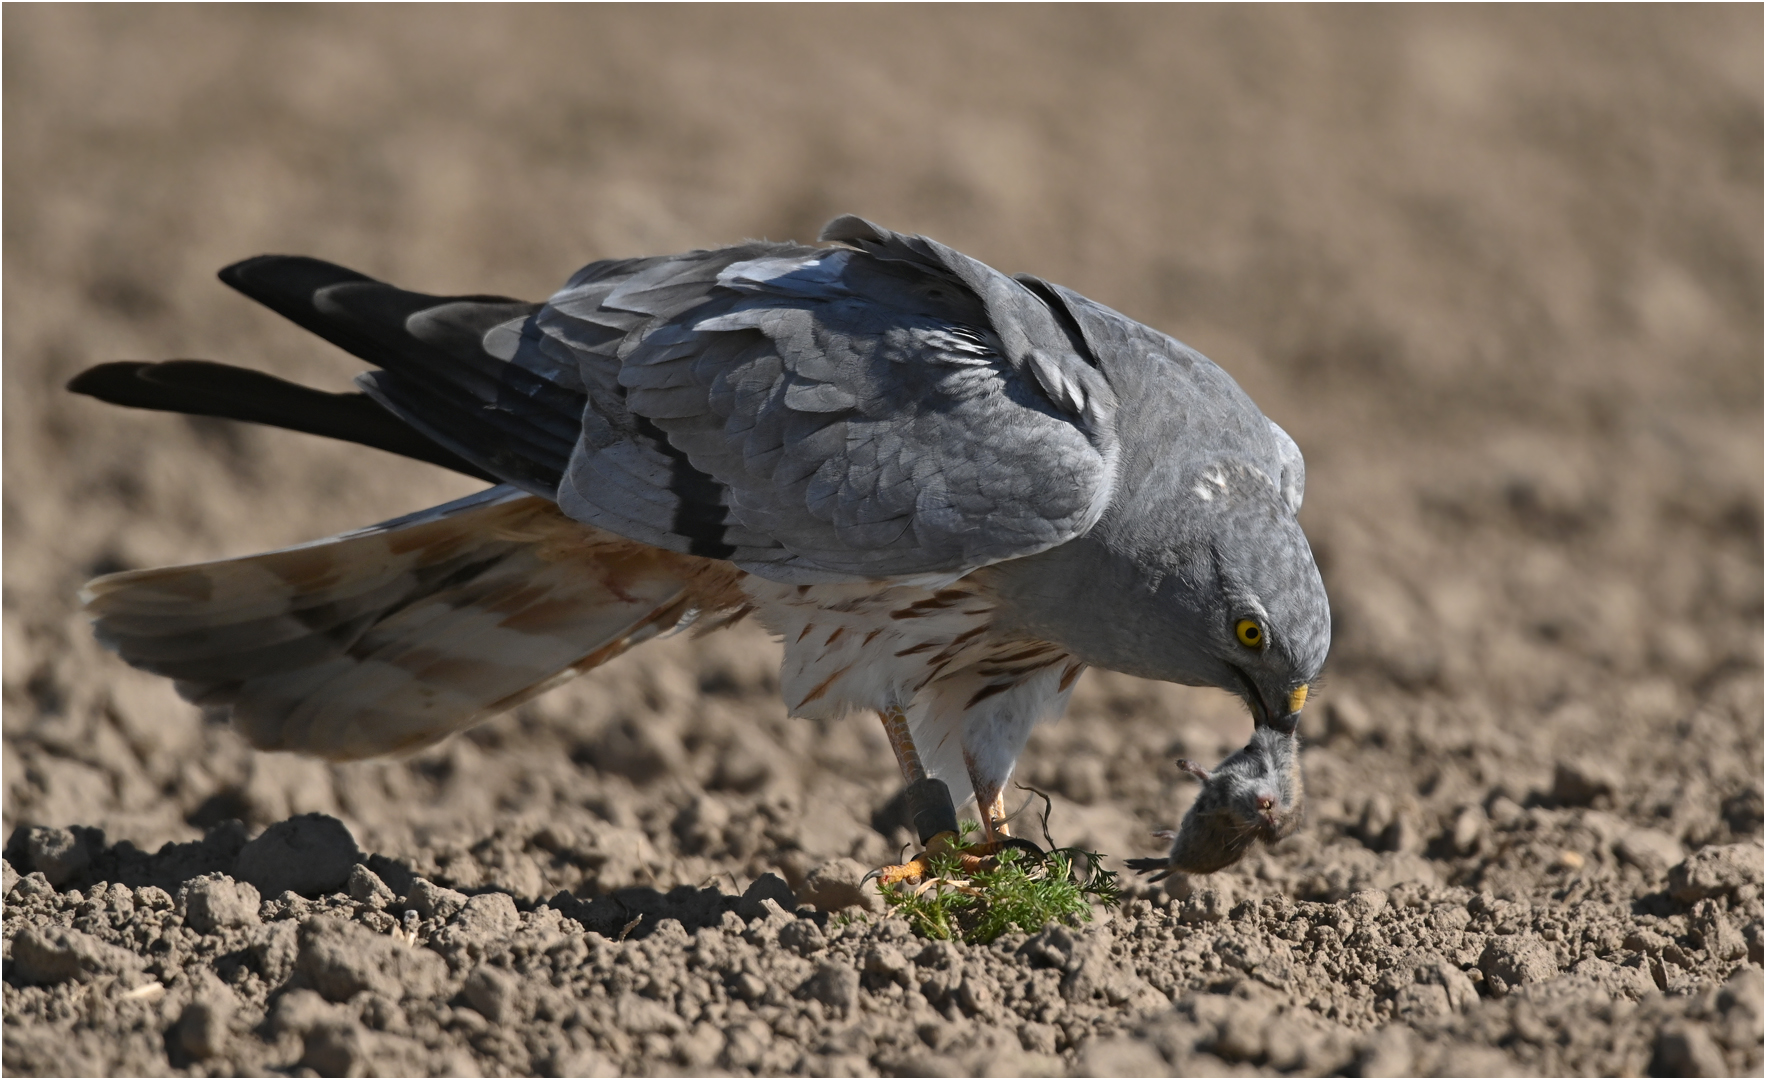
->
left=1162, top=459, right=1330, bottom=734
left=987, top=454, right=1329, bottom=733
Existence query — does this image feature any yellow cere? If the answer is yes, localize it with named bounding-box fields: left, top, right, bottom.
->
left=1288, top=684, right=1309, bottom=714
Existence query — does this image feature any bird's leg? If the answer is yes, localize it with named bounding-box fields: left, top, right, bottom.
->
left=986, top=790, right=1012, bottom=840
left=964, top=752, right=1046, bottom=864
left=966, top=751, right=1010, bottom=843
left=873, top=704, right=961, bottom=886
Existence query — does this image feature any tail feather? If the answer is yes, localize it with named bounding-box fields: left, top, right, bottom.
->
left=83, top=486, right=744, bottom=760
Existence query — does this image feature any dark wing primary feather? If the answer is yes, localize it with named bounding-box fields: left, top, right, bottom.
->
left=67, top=360, right=499, bottom=482
left=218, top=256, right=578, bottom=497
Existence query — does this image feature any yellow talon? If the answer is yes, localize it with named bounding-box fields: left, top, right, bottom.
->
left=872, top=831, right=1037, bottom=886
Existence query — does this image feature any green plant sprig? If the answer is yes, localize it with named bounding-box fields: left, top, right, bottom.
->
left=879, top=807, right=1122, bottom=945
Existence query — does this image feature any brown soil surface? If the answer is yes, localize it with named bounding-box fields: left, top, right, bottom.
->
left=4, top=6, right=1762, bottom=1077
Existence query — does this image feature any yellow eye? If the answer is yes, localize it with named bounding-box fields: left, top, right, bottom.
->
left=1235, top=619, right=1264, bottom=648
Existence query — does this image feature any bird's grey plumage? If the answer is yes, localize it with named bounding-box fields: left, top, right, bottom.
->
left=523, top=217, right=1119, bottom=581
left=72, top=213, right=1331, bottom=876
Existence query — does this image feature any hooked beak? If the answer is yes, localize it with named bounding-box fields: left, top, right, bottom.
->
left=1232, top=669, right=1308, bottom=735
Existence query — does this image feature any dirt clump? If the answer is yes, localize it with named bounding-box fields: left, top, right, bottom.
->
left=3, top=811, right=1762, bottom=1075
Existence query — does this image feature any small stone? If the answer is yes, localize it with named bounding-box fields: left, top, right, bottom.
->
left=405, top=879, right=467, bottom=920
left=9, top=925, right=143, bottom=985
left=463, top=964, right=524, bottom=1023
left=1019, top=1021, right=1059, bottom=1055
left=1078, top=1035, right=1167, bottom=1076
left=801, top=857, right=882, bottom=913
left=178, top=994, right=237, bottom=1060
left=1670, top=844, right=1764, bottom=904
left=453, top=892, right=518, bottom=934
left=1168, top=873, right=1235, bottom=923
left=235, top=814, right=361, bottom=898
left=1693, top=905, right=1749, bottom=961
left=270, top=988, right=340, bottom=1036
left=1722, top=785, right=1764, bottom=836
left=546, top=1047, right=619, bottom=1078
left=1486, top=795, right=1524, bottom=828
left=296, top=916, right=449, bottom=1002
left=1653, top=1022, right=1728, bottom=1078
left=2, top=859, right=17, bottom=897
left=778, top=917, right=827, bottom=956
left=864, top=945, right=911, bottom=984
left=346, top=864, right=396, bottom=907
left=1571, top=956, right=1657, bottom=999
left=735, top=872, right=796, bottom=921
left=1552, top=758, right=1620, bottom=807
left=180, top=874, right=261, bottom=934
left=1346, top=889, right=1389, bottom=922
left=23, top=826, right=91, bottom=887
left=1616, top=828, right=1686, bottom=878
left=1428, top=962, right=1480, bottom=1012
left=252, top=921, right=300, bottom=986
left=1451, top=805, right=1486, bottom=855
left=799, top=960, right=859, bottom=1013
left=1207, top=996, right=1273, bottom=1061
left=615, top=992, right=684, bottom=1034
left=722, top=1018, right=772, bottom=1069
left=302, top=1019, right=370, bottom=1078
left=731, top=970, right=767, bottom=1002
left=675, top=1021, right=726, bottom=1069
left=1393, top=982, right=1452, bottom=1020
left=1358, top=1026, right=1415, bottom=1078
left=1480, top=934, right=1558, bottom=989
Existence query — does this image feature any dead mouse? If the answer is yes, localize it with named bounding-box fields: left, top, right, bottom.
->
left=1127, top=725, right=1304, bottom=879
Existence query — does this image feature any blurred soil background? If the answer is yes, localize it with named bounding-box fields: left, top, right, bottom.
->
left=2, top=5, right=1761, bottom=1076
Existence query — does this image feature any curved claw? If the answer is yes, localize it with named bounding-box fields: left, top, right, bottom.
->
left=868, top=830, right=961, bottom=887
left=869, top=832, right=1049, bottom=888
left=993, top=836, right=1046, bottom=862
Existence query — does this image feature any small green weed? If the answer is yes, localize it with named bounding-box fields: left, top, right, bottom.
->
left=879, top=795, right=1122, bottom=945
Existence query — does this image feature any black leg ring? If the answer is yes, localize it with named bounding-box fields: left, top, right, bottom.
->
left=905, top=778, right=959, bottom=844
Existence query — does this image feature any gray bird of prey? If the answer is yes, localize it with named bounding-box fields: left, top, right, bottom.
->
left=71, top=215, right=1330, bottom=878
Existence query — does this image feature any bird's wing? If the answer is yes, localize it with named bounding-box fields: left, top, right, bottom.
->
left=545, top=216, right=1121, bottom=582
left=1266, top=419, right=1306, bottom=514
left=212, top=218, right=1124, bottom=583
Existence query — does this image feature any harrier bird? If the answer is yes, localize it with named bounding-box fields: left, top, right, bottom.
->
left=72, top=216, right=1329, bottom=876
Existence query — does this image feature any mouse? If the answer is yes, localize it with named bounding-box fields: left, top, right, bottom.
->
left=1126, top=725, right=1304, bottom=879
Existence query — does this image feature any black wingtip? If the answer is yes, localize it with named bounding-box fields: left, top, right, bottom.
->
left=217, top=255, right=379, bottom=308
left=66, top=361, right=152, bottom=400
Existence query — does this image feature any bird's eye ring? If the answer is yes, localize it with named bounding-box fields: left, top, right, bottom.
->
left=1235, top=619, right=1263, bottom=648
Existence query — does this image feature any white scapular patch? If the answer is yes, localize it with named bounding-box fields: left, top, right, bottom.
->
left=1193, top=465, right=1230, bottom=501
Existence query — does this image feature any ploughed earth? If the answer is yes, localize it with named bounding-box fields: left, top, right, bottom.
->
left=4, top=6, right=1761, bottom=1076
